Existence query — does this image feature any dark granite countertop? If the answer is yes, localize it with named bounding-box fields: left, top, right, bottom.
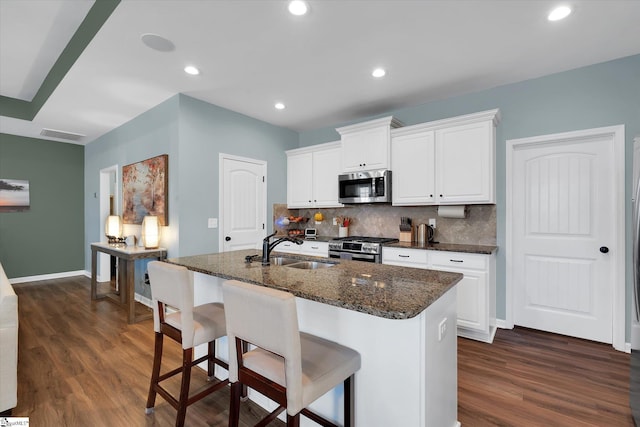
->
left=383, top=241, right=498, bottom=255
left=165, top=249, right=462, bottom=320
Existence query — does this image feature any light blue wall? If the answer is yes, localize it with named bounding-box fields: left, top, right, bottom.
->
left=176, top=95, right=298, bottom=256
left=84, top=95, right=179, bottom=266
left=82, top=55, right=638, bottom=336
left=298, top=54, right=640, bottom=330
left=84, top=93, right=298, bottom=268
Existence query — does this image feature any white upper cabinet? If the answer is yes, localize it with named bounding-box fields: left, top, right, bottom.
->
left=287, top=142, right=343, bottom=208
left=337, top=116, right=403, bottom=172
left=435, top=120, right=495, bottom=204
left=391, top=130, right=436, bottom=205
left=287, top=151, right=313, bottom=207
left=391, top=109, right=499, bottom=206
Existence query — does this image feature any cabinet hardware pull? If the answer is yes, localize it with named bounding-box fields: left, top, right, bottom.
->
left=399, top=254, right=410, bottom=258
left=450, top=259, right=463, bottom=263
left=311, top=246, right=318, bottom=249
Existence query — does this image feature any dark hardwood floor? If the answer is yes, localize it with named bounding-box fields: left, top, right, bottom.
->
left=11, top=276, right=634, bottom=426
left=459, top=327, right=633, bottom=426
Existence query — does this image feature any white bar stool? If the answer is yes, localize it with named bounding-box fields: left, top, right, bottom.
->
left=145, top=261, right=228, bottom=427
left=222, top=279, right=361, bottom=427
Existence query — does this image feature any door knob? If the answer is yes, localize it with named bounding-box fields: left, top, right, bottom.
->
left=225, top=236, right=231, bottom=241
left=599, top=246, right=609, bottom=253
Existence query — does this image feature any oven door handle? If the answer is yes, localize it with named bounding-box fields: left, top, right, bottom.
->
left=329, top=251, right=378, bottom=262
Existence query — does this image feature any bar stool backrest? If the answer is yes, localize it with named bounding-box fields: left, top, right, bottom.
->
left=148, top=261, right=196, bottom=348
left=223, top=280, right=304, bottom=413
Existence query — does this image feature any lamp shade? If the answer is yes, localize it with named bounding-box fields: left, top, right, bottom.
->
left=105, top=215, right=123, bottom=238
left=142, top=215, right=160, bottom=249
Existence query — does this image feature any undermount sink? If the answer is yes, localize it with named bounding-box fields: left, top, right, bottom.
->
left=286, top=261, right=336, bottom=270
left=268, top=257, right=336, bottom=269
left=270, top=256, right=301, bottom=266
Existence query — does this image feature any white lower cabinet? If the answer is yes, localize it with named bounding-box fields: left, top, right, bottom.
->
left=429, top=252, right=496, bottom=343
left=298, top=241, right=328, bottom=257
left=381, top=246, right=428, bottom=267
left=274, top=241, right=301, bottom=255
left=382, top=247, right=496, bottom=343
left=275, top=240, right=328, bottom=257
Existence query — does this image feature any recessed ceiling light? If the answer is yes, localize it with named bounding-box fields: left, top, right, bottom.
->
left=548, top=5, right=572, bottom=21
left=372, top=68, right=386, bottom=78
left=275, top=102, right=286, bottom=110
left=288, top=1, right=308, bottom=16
left=184, top=65, right=200, bottom=75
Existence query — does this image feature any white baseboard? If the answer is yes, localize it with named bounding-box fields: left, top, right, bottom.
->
left=495, top=319, right=511, bottom=329
left=10, top=270, right=87, bottom=284
left=135, top=293, right=153, bottom=308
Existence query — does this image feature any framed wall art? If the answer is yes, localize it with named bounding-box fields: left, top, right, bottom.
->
left=122, top=154, right=168, bottom=225
left=0, top=179, right=30, bottom=212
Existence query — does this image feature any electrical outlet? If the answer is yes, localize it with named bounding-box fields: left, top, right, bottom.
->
left=429, top=218, right=436, bottom=229
left=333, top=217, right=338, bottom=225
left=208, top=218, right=218, bottom=228
left=438, top=317, right=447, bottom=341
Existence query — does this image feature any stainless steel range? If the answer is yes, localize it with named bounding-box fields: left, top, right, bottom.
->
left=328, top=236, right=399, bottom=263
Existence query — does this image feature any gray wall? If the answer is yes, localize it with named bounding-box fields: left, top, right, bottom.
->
left=297, top=54, right=640, bottom=327
left=0, top=134, right=84, bottom=278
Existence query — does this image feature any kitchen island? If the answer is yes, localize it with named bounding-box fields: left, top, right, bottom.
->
left=166, top=249, right=463, bottom=427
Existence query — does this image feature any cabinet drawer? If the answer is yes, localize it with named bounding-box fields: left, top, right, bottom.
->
left=430, top=251, right=487, bottom=270
left=275, top=242, right=301, bottom=254
left=382, top=247, right=428, bottom=266
left=299, top=241, right=328, bottom=257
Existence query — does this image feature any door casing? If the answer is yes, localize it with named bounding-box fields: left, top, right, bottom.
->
left=98, top=164, right=118, bottom=282
left=218, top=153, right=267, bottom=252
left=506, top=125, right=626, bottom=351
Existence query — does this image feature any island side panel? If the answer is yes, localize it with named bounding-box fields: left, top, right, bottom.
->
left=423, top=286, right=458, bottom=427
left=296, top=298, right=424, bottom=426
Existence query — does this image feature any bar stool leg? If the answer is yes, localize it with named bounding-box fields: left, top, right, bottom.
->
left=175, top=348, right=193, bottom=427
left=344, top=376, right=353, bottom=427
left=286, top=414, right=301, bottom=427
left=145, top=332, right=164, bottom=413
left=228, top=382, right=243, bottom=427
left=207, top=341, right=215, bottom=380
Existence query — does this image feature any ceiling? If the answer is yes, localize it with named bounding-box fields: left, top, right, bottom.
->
left=1, top=0, right=639, bottom=145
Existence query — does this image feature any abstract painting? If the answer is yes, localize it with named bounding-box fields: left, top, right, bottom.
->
left=0, top=179, right=30, bottom=212
left=122, top=154, right=168, bottom=225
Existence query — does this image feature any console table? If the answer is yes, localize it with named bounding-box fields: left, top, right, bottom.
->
left=90, top=242, right=166, bottom=324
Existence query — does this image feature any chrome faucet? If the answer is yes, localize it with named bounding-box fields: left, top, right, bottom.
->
left=262, top=231, right=303, bottom=265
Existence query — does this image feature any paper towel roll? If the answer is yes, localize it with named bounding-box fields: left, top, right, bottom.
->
left=437, top=205, right=467, bottom=219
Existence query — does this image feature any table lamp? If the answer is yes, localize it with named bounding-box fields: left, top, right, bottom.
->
left=142, top=215, right=160, bottom=249
left=105, top=215, right=125, bottom=244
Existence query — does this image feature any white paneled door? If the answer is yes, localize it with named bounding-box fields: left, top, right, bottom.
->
left=220, top=154, right=266, bottom=252
left=511, top=131, right=618, bottom=344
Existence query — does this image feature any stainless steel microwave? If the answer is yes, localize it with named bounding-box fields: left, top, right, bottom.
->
left=338, top=169, right=392, bottom=204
